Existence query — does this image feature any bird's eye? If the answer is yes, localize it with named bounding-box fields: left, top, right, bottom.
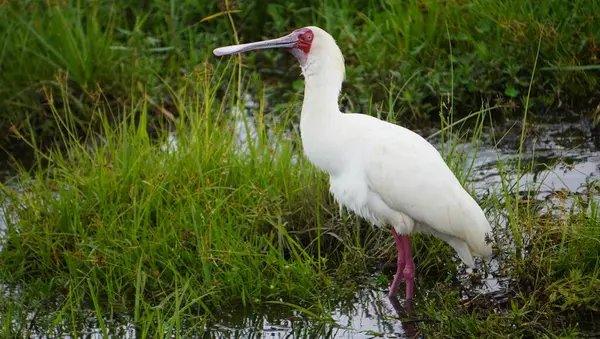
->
left=306, top=33, right=313, bottom=40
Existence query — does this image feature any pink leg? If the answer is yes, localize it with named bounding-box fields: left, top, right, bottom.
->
left=388, top=227, right=406, bottom=297
left=402, top=235, right=415, bottom=300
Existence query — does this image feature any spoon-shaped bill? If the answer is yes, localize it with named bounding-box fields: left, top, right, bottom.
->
left=213, top=33, right=297, bottom=56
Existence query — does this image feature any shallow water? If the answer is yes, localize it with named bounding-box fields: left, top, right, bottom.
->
left=0, top=287, right=422, bottom=338
left=202, top=288, right=423, bottom=338
left=463, top=121, right=600, bottom=196
left=1, top=114, right=599, bottom=337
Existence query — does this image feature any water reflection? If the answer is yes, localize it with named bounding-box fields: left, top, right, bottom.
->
left=198, top=288, right=421, bottom=338
left=388, top=297, right=421, bottom=339
left=0, top=286, right=427, bottom=338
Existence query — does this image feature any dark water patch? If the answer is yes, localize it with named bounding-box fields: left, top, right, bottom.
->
left=201, top=288, right=426, bottom=338
left=0, top=139, right=36, bottom=183
left=0, top=283, right=428, bottom=338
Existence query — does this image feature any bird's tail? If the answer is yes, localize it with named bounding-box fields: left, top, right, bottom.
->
left=420, top=191, right=493, bottom=268
left=461, top=193, right=494, bottom=258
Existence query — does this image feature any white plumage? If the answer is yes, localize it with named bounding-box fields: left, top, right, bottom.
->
left=214, top=26, right=493, bottom=300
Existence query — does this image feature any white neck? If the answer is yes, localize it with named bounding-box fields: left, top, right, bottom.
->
left=300, top=53, right=345, bottom=124
left=298, top=52, right=347, bottom=175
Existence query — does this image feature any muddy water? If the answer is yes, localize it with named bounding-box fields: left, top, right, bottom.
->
left=1, top=117, right=599, bottom=338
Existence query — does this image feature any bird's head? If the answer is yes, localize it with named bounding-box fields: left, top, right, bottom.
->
left=213, top=26, right=344, bottom=81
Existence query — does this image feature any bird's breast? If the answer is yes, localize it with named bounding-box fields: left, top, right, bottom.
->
left=300, top=123, right=347, bottom=176
left=328, top=171, right=386, bottom=226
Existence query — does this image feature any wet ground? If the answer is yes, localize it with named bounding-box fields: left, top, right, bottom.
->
left=1, top=113, right=599, bottom=338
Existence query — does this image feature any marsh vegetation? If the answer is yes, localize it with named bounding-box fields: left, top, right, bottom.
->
left=1, top=1, right=599, bottom=337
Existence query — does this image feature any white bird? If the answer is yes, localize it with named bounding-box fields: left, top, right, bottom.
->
left=213, top=26, right=493, bottom=300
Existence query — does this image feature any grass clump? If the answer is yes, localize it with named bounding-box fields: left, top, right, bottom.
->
left=0, top=64, right=375, bottom=321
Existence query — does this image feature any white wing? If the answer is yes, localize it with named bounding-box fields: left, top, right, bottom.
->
left=346, top=113, right=493, bottom=258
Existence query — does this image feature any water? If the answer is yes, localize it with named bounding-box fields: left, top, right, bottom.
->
left=1, top=113, right=599, bottom=337
left=205, top=289, right=422, bottom=338
left=464, top=121, right=600, bottom=196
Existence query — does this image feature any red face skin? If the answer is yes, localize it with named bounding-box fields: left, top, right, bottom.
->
left=295, top=28, right=314, bottom=54
left=288, top=28, right=314, bottom=65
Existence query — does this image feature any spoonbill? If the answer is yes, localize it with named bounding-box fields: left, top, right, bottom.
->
left=213, top=26, right=493, bottom=300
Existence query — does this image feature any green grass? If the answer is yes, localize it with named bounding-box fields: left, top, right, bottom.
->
left=1, top=0, right=600, bottom=337
left=1, top=59, right=600, bottom=337
left=0, top=61, right=390, bottom=337
left=1, top=67, right=335, bottom=306
left=1, top=0, right=599, bottom=143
